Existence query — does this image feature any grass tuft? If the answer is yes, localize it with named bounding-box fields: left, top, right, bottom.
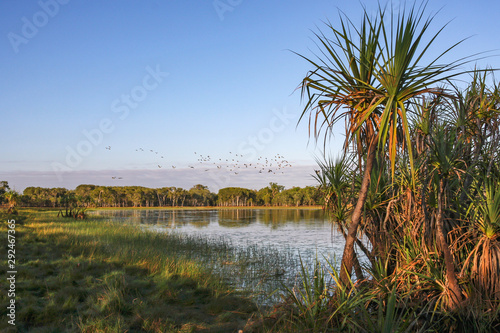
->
left=0, top=209, right=258, bottom=332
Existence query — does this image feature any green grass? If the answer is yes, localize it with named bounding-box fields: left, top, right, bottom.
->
left=0, top=210, right=259, bottom=332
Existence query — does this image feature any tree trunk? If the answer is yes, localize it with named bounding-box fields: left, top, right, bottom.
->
left=436, top=178, right=462, bottom=309
left=338, top=224, right=365, bottom=281
left=339, top=140, right=377, bottom=286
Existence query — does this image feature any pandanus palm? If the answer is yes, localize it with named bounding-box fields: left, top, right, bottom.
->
left=462, top=180, right=500, bottom=302
left=428, top=125, right=467, bottom=308
left=450, top=70, right=500, bottom=204
left=298, top=3, right=470, bottom=290
left=5, top=191, right=20, bottom=214
left=313, top=154, right=367, bottom=279
left=313, top=153, right=353, bottom=221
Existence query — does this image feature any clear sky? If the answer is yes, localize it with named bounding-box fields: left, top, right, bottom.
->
left=1, top=0, right=499, bottom=192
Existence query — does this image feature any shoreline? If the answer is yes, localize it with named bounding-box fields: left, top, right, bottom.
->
left=79, top=205, right=323, bottom=212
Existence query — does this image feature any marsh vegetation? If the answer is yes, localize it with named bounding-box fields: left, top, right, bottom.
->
left=0, top=210, right=260, bottom=332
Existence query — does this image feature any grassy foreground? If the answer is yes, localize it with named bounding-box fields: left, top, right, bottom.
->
left=0, top=210, right=259, bottom=332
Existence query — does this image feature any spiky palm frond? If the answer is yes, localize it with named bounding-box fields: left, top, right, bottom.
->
left=428, top=125, right=466, bottom=180
left=299, top=2, right=473, bottom=183
left=313, top=153, right=354, bottom=221
left=462, top=180, right=500, bottom=299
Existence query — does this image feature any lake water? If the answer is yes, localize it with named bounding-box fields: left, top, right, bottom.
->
left=91, top=208, right=346, bottom=259
left=90, top=208, right=349, bottom=303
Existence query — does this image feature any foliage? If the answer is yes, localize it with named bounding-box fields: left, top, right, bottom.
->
left=16, top=183, right=321, bottom=209
left=4, top=190, right=20, bottom=214
left=0, top=180, right=10, bottom=204
left=218, top=187, right=257, bottom=206
left=292, top=0, right=500, bottom=330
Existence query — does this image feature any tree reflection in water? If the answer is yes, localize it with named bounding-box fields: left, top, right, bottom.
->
left=89, top=208, right=355, bottom=305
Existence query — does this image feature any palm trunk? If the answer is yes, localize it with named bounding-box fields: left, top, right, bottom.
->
left=339, top=140, right=377, bottom=286
left=436, top=178, right=462, bottom=309
left=338, top=224, right=364, bottom=281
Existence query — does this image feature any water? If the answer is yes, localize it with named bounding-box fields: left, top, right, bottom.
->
left=90, top=208, right=350, bottom=304
left=90, top=208, right=346, bottom=259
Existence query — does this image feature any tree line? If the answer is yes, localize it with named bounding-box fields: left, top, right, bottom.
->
left=0, top=181, right=322, bottom=208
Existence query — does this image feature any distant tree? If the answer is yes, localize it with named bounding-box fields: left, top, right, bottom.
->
left=188, top=184, right=214, bottom=206
left=130, top=187, right=145, bottom=207
left=23, top=187, right=53, bottom=207
left=4, top=190, right=20, bottom=214
left=114, top=187, right=129, bottom=207
left=257, top=187, right=272, bottom=206
left=75, top=184, right=96, bottom=207
left=218, top=187, right=256, bottom=206
left=13, top=183, right=319, bottom=208
left=302, top=186, right=320, bottom=206
left=177, top=188, right=188, bottom=207
left=288, top=187, right=305, bottom=207
left=103, top=187, right=118, bottom=207
left=143, top=188, right=156, bottom=207
left=262, top=182, right=284, bottom=206
left=51, top=188, right=68, bottom=207
left=0, top=181, right=9, bottom=204
left=167, top=187, right=179, bottom=206
left=156, top=187, right=171, bottom=207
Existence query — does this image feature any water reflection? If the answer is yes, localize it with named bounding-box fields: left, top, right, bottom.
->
left=89, top=208, right=347, bottom=304
left=218, top=209, right=256, bottom=227
left=257, top=209, right=326, bottom=228
left=90, top=208, right=342, bottom=260
left=91, top=209, right=328, bottom=228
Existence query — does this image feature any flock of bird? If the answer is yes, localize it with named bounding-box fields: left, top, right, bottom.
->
left=107, top=146, right=293, bottom=179
left=188, top=151, right=292, bottom=175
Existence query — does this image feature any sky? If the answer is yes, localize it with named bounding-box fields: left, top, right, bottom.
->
left=1, top=0, right=500, bottom=193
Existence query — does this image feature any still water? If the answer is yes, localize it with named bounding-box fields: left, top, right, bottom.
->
left=90, top=208, right=348, bottom=303
left=91, top=208, right=345, bottom=261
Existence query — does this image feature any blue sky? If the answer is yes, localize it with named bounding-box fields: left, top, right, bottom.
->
left=1, top=0, right=500, bottom=192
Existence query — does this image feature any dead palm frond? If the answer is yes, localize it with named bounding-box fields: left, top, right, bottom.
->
left=462, top=180, right=500, bottom=300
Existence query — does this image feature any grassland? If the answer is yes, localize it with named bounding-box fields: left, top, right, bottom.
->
left=0, top=209, right=260, bottom=332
